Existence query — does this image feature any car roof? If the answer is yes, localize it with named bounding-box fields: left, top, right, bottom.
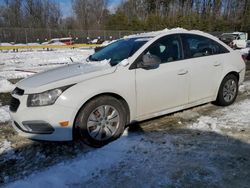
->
left=123, top=28, right=221, bottom=44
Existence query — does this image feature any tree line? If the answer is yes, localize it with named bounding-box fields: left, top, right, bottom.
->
left=0, top=0, right=61, bottom=28
left=1, top=0, right=250, bottom=32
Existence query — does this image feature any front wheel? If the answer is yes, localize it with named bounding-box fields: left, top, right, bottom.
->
left=75, top=96, right=127, bottom=147
left=214, top=74, right=238, bottom=106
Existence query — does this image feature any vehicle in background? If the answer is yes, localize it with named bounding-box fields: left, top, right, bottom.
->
left=42, top=37, right=74, bottom=45
left=219, top=33, right=237, bottom=47
left=228, top=32, right=248, bottom=49
left=88, top=38, right=104, bottom=45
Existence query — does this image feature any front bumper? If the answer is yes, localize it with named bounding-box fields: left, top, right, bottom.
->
left=10, top=93, right=76, bottom=141
left=14, top=121, right=54, bottom=134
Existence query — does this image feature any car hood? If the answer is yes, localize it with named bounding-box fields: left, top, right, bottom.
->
left=17, top=60, right=116, bottom=94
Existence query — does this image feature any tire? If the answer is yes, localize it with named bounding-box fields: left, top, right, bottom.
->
left=214, top=74, right=238, bottom=106
left=75, top=96, right=127, bottom=147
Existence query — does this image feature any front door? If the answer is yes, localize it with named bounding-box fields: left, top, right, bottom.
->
left=135, top=34, right=189, bottom=118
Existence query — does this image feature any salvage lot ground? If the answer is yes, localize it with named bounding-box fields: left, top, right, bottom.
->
left=0, top=49, right=250, bottom=187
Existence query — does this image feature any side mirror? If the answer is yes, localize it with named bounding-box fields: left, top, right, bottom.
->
left=140, top=54, right=161, bottom=69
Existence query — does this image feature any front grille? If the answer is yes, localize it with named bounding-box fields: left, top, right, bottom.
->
left=10, top=97, right=20, bottom=112
left=12, top=87, right=24, bottom=96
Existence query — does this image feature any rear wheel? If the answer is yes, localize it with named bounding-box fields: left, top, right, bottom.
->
left=75, top=96, right=126, bottom=147
left=214, top=74, right=238, bottom=106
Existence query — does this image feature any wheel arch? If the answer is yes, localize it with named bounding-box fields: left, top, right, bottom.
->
left=214, top=71, right=239, bottom=101
left=225, top=71, right=239, bottom=81
left=72, top=92, right=130, bottom=139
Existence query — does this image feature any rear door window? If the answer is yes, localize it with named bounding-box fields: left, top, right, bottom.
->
left=181, top=34, right=229, bottom=59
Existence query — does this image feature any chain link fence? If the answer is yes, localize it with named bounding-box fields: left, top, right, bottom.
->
left=0, top=28, right=146, bottom=44
left=0, top=27, right=225, bottom=44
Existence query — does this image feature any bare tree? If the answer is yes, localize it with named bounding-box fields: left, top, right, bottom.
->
left=22, top=0, right=61, bottom=28
left=72, top=0, right=108, bottom=30
left=1, top=0, right=23, bottom=27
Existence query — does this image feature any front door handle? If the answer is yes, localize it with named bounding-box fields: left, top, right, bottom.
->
left=178, top=69, right=188, bottom=75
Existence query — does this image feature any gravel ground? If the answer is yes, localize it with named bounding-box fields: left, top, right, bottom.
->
left=0, top=70, right=250, bottom=187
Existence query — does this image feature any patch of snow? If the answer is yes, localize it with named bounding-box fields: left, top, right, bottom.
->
left=0, top=106, right=11, bottom=123
left=13, top=43, right=26, bottom=46
left=27, top=43, right=40, bottom=46
left=239, top=81, right=250, bottom=94
left=240, top=48, right=250, bottom=55
left=188, top=99, right=250, bottom=132
left=0, top=71, right=34, bottom=80
left=0, top=140, right=12, bottom=155
left=0, top=49, right=94, bottom=80
left=0, top=140, right=17, bottom=163
left=188, top=116, right=219, bottom=132
left=0, top=43, right=13, bottom=46
left=85, top=59, right=111, bottom=69
left=0, top=78, right=15, bottom=93
left=48, top=42, right=66, bottom=46
left=4, top=130, right=141, bottom=188
left=124, top=27, right=187, bottom=38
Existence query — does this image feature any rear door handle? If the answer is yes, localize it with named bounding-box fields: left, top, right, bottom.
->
left=213, top=62, right=221, bottom=67
left=178, top=69, right=188, bottom=75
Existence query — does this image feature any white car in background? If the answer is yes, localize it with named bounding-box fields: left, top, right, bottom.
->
left=10, top=29, right=245, bottom=147
left=228, top=32, right=248, bottom=49
left=42, top=37, right=73, bottom=45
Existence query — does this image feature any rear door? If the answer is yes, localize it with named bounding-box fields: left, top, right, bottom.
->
left=180, top=34, right=230, bottom=103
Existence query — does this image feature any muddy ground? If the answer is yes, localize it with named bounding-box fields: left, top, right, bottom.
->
left=0, top=69, right=250, bottom=187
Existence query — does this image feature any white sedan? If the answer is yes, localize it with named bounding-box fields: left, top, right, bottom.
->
left=10, top=29, right=245, bottom=147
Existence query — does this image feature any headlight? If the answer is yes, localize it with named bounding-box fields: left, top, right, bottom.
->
left=27, top=85, right=73, bottom=107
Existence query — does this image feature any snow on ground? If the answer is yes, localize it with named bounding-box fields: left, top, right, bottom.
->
left=0, top=48, right=94, bottom=80
left=239, top=80, right=250, bottom=93
left=0, top=140, right=11, bottom=155
left=240, top=47, right=250, bottom=55
left=0, top=78, right=15, bottom=93
left=3, top=96, right=250, bottom=187
left=0, top=106, right=10, bottom=123
left=0, top=43, right=12, bottom=46
left=0, top=47, right=250, bottom=187
left=4, top=130, right=142, bottom=188
left=0, top=140, right=14, bottom=159
left=188, top=99, right=250, bottom=132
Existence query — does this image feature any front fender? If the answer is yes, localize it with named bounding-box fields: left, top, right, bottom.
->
left=55, top=67, right=137, bottom=125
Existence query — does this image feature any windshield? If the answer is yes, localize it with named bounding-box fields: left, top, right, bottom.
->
left=89, top=37, right=150, bottom=66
